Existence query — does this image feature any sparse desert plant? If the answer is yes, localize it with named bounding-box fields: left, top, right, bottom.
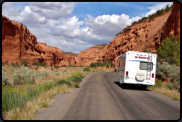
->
left=12, top=65, right=35, bottom=85
left=2, top=70, right=8, bottom=85
left=54, top=72, right=61, bottom=76
left=62, top=69, right=67, bottom=73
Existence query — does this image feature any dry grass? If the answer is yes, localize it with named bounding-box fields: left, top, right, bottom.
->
left=148, top=86, right=180, bottom=101
left=2, top=65, right=113, bottom=120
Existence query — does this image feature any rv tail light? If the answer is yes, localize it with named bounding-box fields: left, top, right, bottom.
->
left=152, top=73, right=154, bottom=78
left=126, top=71, right=128, bottom=76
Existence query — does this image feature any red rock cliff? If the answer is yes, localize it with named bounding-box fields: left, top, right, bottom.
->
left=92, top=2, right=180, bottom=66
left=77, top=45, right=105, bottom=66
left=2, top=15, right=64, bottom=66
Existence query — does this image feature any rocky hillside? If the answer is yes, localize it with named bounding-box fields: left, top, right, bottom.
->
left=2, top=15, right=64, bottom=66
left=76, top=45, right=106, bottom=66
left=92, top=2, right=180, bottom=66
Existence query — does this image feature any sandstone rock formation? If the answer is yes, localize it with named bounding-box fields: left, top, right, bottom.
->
left=76, top=45, right=105, bottom=66
left=2, top=15, right=64, bottom=66
left=92, top=2, right=180, bottom=66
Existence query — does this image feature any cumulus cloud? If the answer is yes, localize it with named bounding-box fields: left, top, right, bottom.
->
left=85, top=14, right=140, bottom=37
left=29, top=2, right=75, bottom=20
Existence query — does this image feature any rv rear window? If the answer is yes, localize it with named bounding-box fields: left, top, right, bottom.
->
left=140, top=62, right=153, bottom=70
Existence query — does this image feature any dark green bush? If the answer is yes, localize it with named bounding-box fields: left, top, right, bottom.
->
left=74, top=84, right=79, bottom=88
left=90, top=62, right=95, bottom=68
left=35, top=61, right=46, bottom=67
left=83, top=67, right=90, bottom=72
left=149, top=13, right=157, bottom=19
left=143, top=48, right=148, bottom=52
left=11, top=62, right=15, bottom=66
left=55, top=66, right=59, bottom=69
left=57, top=79, right=72, bottom=86
left=156, top=34, right=180, bottom=66
left=21, top=59, right=28, bottom=66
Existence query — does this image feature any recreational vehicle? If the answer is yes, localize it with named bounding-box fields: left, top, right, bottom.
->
left=116, top=51, right=157, bottom=88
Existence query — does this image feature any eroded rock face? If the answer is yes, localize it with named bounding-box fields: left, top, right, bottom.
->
left=93, top=2, right=180, bottom=66
left=161, top=2, right=180, bottom=41
left=2, top=15, right=64, bottom=66
left=76, top=45, right=105, bottom=66
left=60, top=55, right=77, bottom=66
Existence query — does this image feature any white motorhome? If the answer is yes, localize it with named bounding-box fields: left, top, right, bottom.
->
left=116, top=51, right=157, bottom=88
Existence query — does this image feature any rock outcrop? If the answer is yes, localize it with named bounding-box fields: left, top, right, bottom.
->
left=92, top=2, right=180, bottom=66
left=76, top=45, right=105, bottom=66
left=2, top=15, right=64, bottom=66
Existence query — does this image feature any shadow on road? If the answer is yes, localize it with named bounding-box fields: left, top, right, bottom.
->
left=114, top=81, right=151, bottom=91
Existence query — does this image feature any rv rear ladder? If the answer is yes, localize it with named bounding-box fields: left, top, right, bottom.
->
left=146, top=50, right=152, bottom=80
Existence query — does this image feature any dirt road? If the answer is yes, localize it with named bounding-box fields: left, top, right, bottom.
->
left=36, top=72, right=180, bottom=120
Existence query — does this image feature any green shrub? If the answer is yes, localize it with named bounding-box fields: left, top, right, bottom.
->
left=57, top=79, right=72, bottom=86
left=35, top=61, right=40, bottom=66
left=165, top=79, right=180, bottom=91
left=156, top=9, right=164, bottom=16
left=55, top=66, right=59, bottom=69
left=83, top=67, right=90, bottom=71
left=143, top=48, right=148, bottom=52
left=74, top=84, right=79, bottom=88
left=11, top=62, right=15, bottom=66
left=157, top=34, right=180, bottom=66
left=12, top=65, right=35, bottom=85
left=90, top=62, right=95, bottom=68
left=2, top=70, right=8, bottom=84
left=21, top=59, right=28, bottom=66
left=62, top=69, right=67, bottom=73
left=149, top=13, right=157, bottom=19
left=35, top=61, right=46, bottom=67
left=155, top=79, right=163, bottom=87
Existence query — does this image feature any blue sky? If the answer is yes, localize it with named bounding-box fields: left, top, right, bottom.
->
left=2, top=2, right=173, bottom=54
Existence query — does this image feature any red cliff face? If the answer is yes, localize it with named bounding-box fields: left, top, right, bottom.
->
left=93, top=2, right=180, bottom=66
left=76, top=45, right=105, bottom=66
left=161, top=2, right=180, bottom=41
left=2, top=15, right=64, bottom=66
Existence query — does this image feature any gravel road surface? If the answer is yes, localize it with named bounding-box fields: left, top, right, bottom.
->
left=36, top=72, right=180, bottom=120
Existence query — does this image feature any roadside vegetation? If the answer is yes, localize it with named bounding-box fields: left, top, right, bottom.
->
left=2, top=60, right=113, bottom=120
left=148, top=34, right=180, bottom=101
left=116, top=4, right=174, bottom=36
left=90, top=60, right=114, bottom=68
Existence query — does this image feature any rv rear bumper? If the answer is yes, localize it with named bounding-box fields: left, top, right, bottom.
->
left=124, top=78, right=155, bottom=85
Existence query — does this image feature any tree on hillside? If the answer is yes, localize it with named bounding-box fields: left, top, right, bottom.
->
left=156, top=34, right=180, bottom=66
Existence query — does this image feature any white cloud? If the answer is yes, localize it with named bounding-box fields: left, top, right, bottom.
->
left=85, top=14, right=141, bottom=37
left=145, top=2, right=173, bottom=17
left=2, top=2, right=20, bottom=17
left=29, top=2, right=75, bottom=20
